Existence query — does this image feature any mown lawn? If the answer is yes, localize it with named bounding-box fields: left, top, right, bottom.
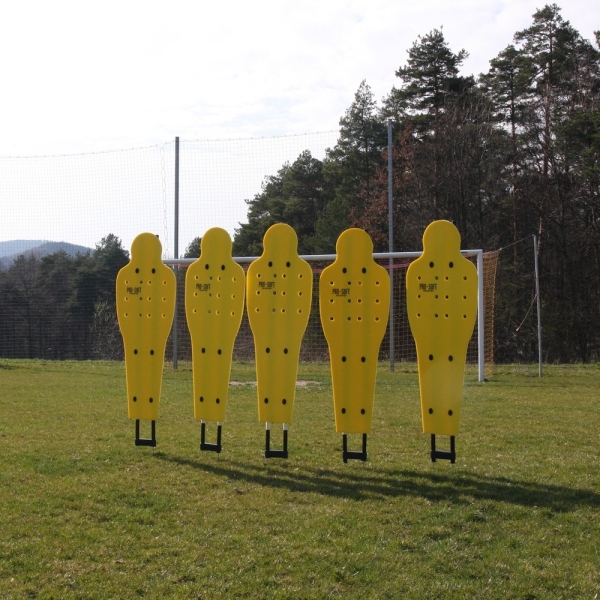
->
left=0, top=360, right=598, bottom=599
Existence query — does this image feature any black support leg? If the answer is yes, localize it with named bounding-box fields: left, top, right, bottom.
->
left=135, top=420, right=157, bottom=447
left=342, top=433, right=367, bottom=463
left=265, top=423, right=288, bottom=458
left=430, top=434, right=456, bottom=463
left=200, top=421, right=222, bottom=453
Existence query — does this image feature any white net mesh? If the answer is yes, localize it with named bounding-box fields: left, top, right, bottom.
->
left=0, top=146, right=172, bottom=256
left=0, top=135, right=494, bottom=367
left=177, top=134, right=338, bottom=253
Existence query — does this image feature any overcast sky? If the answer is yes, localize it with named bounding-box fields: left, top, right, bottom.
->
left=1, top=0, right=598, bottom=157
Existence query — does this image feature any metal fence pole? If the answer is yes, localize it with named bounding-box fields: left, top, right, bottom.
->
left=477, top=250, right=485, bottom=382
left=173, top=136, right=180, bottom=370
left=388, top=119, right=394, bottom=372
left=533, top=235, right=542, bottom=377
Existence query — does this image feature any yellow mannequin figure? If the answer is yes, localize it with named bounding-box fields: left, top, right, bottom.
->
left=116, top=233, right=176, bottom=446
left=185, top=228, right=245, bottom=452
left=406, top=220, right=477, bottom=462
left=320, top=228, right=390, bottom=462
left=246, top=223, right=312, bottom=457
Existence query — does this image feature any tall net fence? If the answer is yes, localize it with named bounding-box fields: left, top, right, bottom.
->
left=0, top=134, right=496, bottom=368
left=178, top=135, right=339, bottom=253
left=0, top=146, right=173, bottom=360
left=0, top=133, right=340, bottom=262
left=0, top=146, right=173, bottom=258
left=0, top=134, right=336, bottom=360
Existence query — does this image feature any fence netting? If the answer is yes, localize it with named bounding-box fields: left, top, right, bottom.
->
left=0, top=135, right=494, bottom=368
left=178, top=135, right=339, bottom=253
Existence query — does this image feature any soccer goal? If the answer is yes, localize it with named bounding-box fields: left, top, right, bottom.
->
left=166, top=249, right=497, bottom=382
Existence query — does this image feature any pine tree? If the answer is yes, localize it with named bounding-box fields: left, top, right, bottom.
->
left=326, top=80, right=387, bottom=219
left=384, top=28, right=470, bottom=217
left=481, top=45, right=533, bottom=259
left=232, top=152, right=327, bottom=255
left=183, top=237, right=202, bottom=259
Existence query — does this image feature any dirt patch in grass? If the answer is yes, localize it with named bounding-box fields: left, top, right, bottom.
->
left=229, top=380, right=321, bottom=387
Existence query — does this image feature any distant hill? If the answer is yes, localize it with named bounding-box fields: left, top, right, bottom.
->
left=0, top=240, right=92, bottom=270
left=0, top=240, right=49, bottom=258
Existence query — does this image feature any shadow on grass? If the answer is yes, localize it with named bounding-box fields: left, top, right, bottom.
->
left=153, top=453, right=599, bottom=513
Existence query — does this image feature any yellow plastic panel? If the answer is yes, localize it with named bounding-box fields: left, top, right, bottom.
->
left=247, top=223, right=312, bottom=424
left=406, top=220, right=478, bottom=436
left=185, top=228, right=245, bottom=422
left=320, top=229, right=390, bottom=434
left=116, top=233, right=176, bottom=420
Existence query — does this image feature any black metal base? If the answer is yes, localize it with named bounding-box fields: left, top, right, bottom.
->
left=430, top=434, right=456, bottom=463
left=265, top=423, right=288, bottom=458
left=135, top=419, right=157, bottom=447
left=342, top=433, right=367, bottom=463
left=200, top=421, right=222, bottom=453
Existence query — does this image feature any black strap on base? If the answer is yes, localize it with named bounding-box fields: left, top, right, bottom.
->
left=431, top=434, right=456, bottom=463
left=135, top=419, right=157, bottom=447
left=265, top=423, right=288, bottom=458
left=342, top=433, right=367, bottom=463
left=200, top=421, right=222, bottom=453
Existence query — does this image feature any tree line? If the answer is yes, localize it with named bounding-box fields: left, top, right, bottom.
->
left=0, top=235, right=129, bottom=360
left=231, top=5, right=600, bottom=363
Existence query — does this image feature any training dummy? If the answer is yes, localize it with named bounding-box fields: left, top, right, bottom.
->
left=116, top=233, right=176, bottom=447
left=406, top=220, right=477, bottom=463
left=246, top=223, right=312, bottom=458
left=185, top=228, right=245, bottom=453
left=319, top=228, right=390, bottom=462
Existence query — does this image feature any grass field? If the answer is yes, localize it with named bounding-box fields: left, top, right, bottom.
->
left=0, top=360, right=598, bottom=599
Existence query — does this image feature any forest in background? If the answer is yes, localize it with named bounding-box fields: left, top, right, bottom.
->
left=0, top=235, right=127, bottom=360
left=231, top=4, right=600, bottom=363
left=0, top=4, right=598, bottom=363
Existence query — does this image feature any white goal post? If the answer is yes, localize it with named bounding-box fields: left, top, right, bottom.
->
left=165, top=249, right=485, bottom=382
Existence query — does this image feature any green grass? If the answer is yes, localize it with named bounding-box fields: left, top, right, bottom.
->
left=0, top=360, right=599, bottom=599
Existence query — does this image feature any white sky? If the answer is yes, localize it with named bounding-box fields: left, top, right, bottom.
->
left=1, top=0, right=597, bottom=156
left=0, top=0, right=597, bottom=254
